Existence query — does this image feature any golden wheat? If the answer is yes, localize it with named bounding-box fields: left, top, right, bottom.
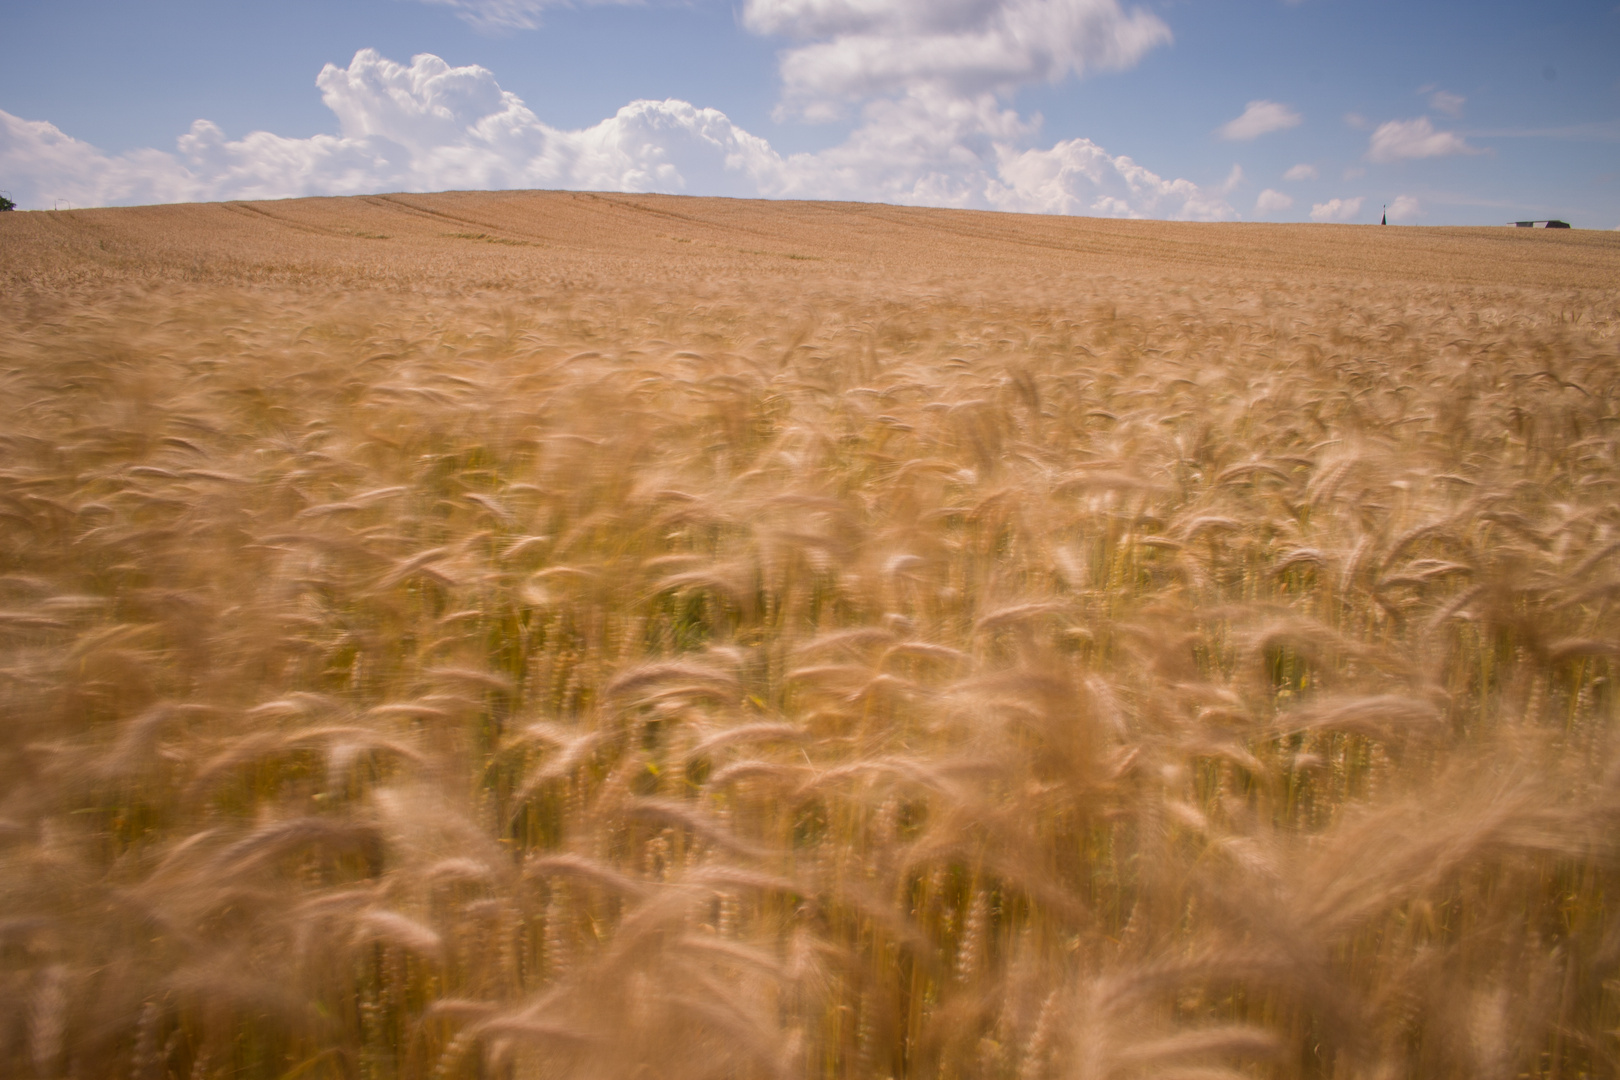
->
left=1, top=193, right=1618, bottom=1080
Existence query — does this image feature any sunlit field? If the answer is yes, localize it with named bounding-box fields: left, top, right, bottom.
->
left=2, top=193, right=1619, bottom=1080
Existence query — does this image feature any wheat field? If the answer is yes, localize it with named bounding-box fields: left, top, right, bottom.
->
left=2, top=193, right=1619, bottom=1080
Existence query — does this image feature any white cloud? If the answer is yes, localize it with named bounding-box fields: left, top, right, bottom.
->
left=1428, top=90, right=1465, bottom=117
left=1216, top=100, right=1301, bottom=141
left=1386, top=194, right=1420, bottom=221
left=1255, top=188, right=1293, bottom=214
left=0, top=52, right=788, bottom=208
left=1283, top=163, right=1317, bottom=182
left=316, top=50, right=539, bottom=161
left=1310, top=196, right=1363, bottom=222
left=0, top=49, right=1234, bottom=221
left=781, top=88, right=1031, bottom=205
left=990, top=138, right=1236, bottom=219
left=743, top=0, right=1172, bottom=106
left=1, top=111, right=201, bottom=208
left=1367, top=117, right=1478, bottom=162
left=1344, top=112, right=1370, bottom=130
left=8, top=0, right=1197, bottom=222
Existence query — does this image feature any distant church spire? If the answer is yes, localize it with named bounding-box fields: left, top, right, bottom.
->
left=1382, top=205, right=1387, bottom=225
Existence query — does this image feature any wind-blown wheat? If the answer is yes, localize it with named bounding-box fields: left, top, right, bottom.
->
left=1, top=196, right=1618, bottom=1080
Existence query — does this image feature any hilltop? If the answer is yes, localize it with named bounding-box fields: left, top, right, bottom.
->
left=3, top=189, right=1616, bottom=297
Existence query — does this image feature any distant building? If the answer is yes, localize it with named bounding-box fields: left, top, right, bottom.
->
left=1512, top=220, right=1571, bottom=228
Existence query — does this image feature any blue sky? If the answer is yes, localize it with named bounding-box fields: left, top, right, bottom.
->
left=1, top=0, right=1616, bottom=226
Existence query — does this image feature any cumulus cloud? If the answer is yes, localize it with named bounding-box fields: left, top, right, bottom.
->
left=1386, top=194, right=1420, bottom=222
left=1, top=112, right=203, bottom=208
left=1310, top=196, right=1363, bottom=222
left=1367, top=117, right=1478, bottom=162
left=8, top=0, right=1197, bottom=221
left=1282, top=163, right=1317, bottom=182
left=743, top=0, right=1172, bottom=106
left=990, top=138, right=1236, bottom=219
left=1216, top=100, right=1301, bottom=141
left=1, top=52, right=787, bottom=208
left=1255, top=188, right=1293, bottom=214
left=0, top=49, right=1234, bottom=220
